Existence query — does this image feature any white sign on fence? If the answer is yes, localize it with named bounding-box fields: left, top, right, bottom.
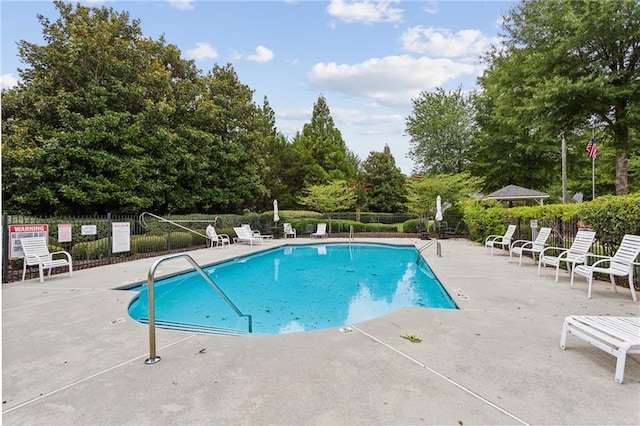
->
left=112, top=222, right=131, bottom=253
left=81, top=225, right=97, bottom=236
left=9, top=224, right=49, bottom=259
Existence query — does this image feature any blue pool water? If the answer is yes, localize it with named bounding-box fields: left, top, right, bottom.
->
left=128, top=243, right=456, bottom=335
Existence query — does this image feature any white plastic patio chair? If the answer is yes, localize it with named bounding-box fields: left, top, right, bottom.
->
left=206, top=225, right=230, bottom=248
left=283, top=223, right=296, bottom=239
left=538, top=229, right=596, bottom=282
left=509, top=227, right=552, bottom=266
left=310, top=223, right=328, bottom=238
left=20, top=237, right=73, bottom=283
left=233, top=226, right=264, bottom=245
left=560, top=315, right=640, bottom=384
left=570, top=234, right=640, bottom=301
left=484, top=224, right=516, bottom=255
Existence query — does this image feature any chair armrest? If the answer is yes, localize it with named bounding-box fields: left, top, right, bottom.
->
left=539, top=246, right=568, bottom=257
left=510, top=240, right=532, bottom=250
left=588, top=257, right=614, bottom=269
left=51, top=250, right=73, bottom=262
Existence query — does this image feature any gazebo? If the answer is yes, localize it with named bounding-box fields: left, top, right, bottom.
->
left=483, top=184, right=550, bottom=206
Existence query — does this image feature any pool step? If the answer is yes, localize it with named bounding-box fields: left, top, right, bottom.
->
left=138, top=318, right=250, bottom=336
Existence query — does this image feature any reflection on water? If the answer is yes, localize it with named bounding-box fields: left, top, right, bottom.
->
left=346, top=262, right=417, bottom=324
left=279, top=320, right=306, bottom=334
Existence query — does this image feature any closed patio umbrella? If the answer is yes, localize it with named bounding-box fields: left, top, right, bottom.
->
left=273, top=199, right=280, bottom=223
left=435, top=196, right=443, bottom=221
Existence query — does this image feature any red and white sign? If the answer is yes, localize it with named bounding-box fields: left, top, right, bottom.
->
left=9, top=224, right=49, bottom=259
left=58, top=223, right=73, bottom=243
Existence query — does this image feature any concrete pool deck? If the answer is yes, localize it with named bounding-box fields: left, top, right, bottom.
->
left=2, top=237, right=639, bottom=425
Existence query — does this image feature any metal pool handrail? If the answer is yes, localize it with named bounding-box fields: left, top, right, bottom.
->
left=417, top=240, right=441, bottom=262
left=144, top=253, right=252, bottom=365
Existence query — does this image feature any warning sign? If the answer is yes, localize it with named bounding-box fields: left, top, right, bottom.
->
left=9, top=224, right=49, bottom=259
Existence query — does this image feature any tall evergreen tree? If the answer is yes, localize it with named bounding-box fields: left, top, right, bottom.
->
left=292, top=95, right=358, bottom=187
left=361, top=145, right=407, bottom=212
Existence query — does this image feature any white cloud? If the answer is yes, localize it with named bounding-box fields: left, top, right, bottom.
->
left=167, top=0, right=194, bottom=11
left=423, top=1, right=438, bottom=15
left=185, top=42, right=218, bottom=60
left=327, top=0, right=403, bottom=24
left=246, top=45, right=274, bottom=64
left=307, top=55, right=475, bottom=108
left=400, top=26, right=491, bottom=59
left=0, top=73, right=19, bottom=90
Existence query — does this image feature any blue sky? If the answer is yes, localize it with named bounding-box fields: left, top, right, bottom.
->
left=1, top=0, right=516, bottom=174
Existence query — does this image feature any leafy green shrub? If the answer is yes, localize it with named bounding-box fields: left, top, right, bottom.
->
left=462, top=199, right=508, bottom=242
left=169, top=232, right=194, bottom=249
left=71, top=238, right=110, bottom=260
left=402, top=219, right=432, bottom=233
left=131, top=235, right=167, bottom=254
left=575, top=193, right=640, bottom=248
left=403, top=219, right=419, bottom=233
left=361, top=223, right=399, bottom=232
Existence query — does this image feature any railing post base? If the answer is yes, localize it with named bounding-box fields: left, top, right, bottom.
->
left=145, top=356, right=161, bottom=365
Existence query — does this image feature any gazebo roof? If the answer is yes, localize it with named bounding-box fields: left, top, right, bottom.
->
left=483, top=184, right=550, bottom=204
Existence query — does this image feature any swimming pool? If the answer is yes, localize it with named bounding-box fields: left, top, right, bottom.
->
left=128, top=243, right=456, bottom=335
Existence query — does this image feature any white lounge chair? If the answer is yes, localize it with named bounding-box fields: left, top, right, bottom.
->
left=570, top=234, right=640, bottom=301
left=20, top=237, right=73, bottom=283
left=538, top=230, right=596, bottom=282
left=283, top=223, right=296, bottom=239
left=560, top=315, right=640, bottom=384
left=233, top=226, right=264, bottom=245
left=206, top=224, right=230, bottom=248
left=484, top=224, right=516, bottom=255
left=242, top=224, right=272, bottom=240
left=509, top=227, right=552, bottom=266
left=310, top=223, right=328, bottom=238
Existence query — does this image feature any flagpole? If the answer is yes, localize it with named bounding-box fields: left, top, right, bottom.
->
left=592, top=156, right=595, bottom=199
left=591, top=127, right=595, bottom=199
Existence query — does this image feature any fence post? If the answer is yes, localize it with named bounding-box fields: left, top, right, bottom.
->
left=2, top=214, right=9, bottom=283
left=107, top=212, right=112, bottom=264
left=167, top=214, right=172, bottom=252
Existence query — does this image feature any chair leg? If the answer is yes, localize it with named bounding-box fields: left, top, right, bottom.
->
left=38, top=264, right=44, bottom=283
left=587, top=273, right=594, bottom=299
left=22, top=263, right=27, bottom=281
left=570, top=267, right=576, bottom=288
left=628, top=271, right=637, bottom=302
left=609, top=274, right=617, bottom=294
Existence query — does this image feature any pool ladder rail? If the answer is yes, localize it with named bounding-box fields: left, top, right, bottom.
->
left=417, top=240, right=441, bottom=263
left=144, top=253, right=252, bottom=365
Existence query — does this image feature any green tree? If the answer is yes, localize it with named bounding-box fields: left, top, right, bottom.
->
left=2, top=1, right=200, bottom=214
left=361, top=144, right=407, bottom=212
left=405, top=87, right=475, bottom=175
left=192, top=64, right=269, bottom=213
left=292, top=95, right=358, bottom=186
left=481, top=0, right=640, bottom=195
left=406, top=173, right=481, bottom=219
left=298, top=180, right=357, bottom=223
left=1, top=2, right=271, bottom=215
left=472, top=56, right=562, bottom=193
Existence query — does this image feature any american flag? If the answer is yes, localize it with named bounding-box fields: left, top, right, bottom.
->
left=586, top=137, right=597, bottom=159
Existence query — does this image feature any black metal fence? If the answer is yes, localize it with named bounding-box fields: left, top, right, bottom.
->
left=3, top=212, right=637, bottom=289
